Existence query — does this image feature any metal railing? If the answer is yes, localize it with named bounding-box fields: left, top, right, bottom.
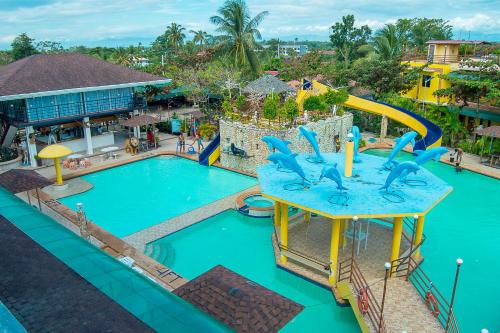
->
left=390, top=256, right=460, bottom=332
left=338, top=257, right=387, bottom=333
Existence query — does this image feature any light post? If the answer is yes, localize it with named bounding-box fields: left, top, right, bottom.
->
left=349, top=215, right=358, bottom=282
left=379, top=262, right=391, bottom=332
left=76, top=203, right=90, bottom=241
left=445, top=258, right=463, bottom=332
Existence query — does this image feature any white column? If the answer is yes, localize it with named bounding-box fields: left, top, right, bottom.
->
left=83, top=117, right=93, bottom=155
left=25, top=126, right=37, bottom=167
left=380, top=115, right=388, bottom=141
left=133, top=109, right=140, bottom=138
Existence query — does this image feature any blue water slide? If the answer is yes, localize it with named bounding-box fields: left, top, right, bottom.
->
left=199, top=133, right=220, bottom=166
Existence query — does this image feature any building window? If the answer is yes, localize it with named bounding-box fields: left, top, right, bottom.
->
left=422, top=75, right=432, bottom=88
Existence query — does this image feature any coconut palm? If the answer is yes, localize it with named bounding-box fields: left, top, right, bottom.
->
left=210, top=0, right=268, bottom=73
left=373, top=24, right=401, bottom=59
left=190, top=30, right=210, bottom=46
left=165, top=23, right=186, bottom=49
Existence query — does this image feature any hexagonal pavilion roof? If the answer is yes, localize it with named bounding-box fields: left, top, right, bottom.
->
left=257, top=152, right=452, bottom=218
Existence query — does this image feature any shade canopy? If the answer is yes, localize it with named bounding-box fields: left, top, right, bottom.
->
left=121, top=114, right=160, bottom=127
left=38, top=144, right=72, bottom=159
left=243, top=75, right=296, bottom=96
left=0, top=169, right=52, bottom=193
left=475, top=125, right=500, bottom=138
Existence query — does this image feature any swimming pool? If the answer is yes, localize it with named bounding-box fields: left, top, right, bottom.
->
left=365, top=149, right=500, bottom=333
left=60, top=156, right=257, bottom=237
left=148, top=210, right=359, bottom=332
left=0, top=188, right=230, bottom=333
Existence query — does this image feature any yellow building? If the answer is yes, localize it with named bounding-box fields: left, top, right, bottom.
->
left=402, top=40, right=489, bottom=106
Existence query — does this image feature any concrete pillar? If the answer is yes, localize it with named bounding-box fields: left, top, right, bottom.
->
left=380, top=115, right=388, bottom=140
left=414, top=216, right=425, bottom=259
left=83, top=117, right=93, bottom=155
left=280, top=203, right=289, bottom=264
left=390, top=217, right=404, bottom=276
left=344, top=140, right=354, bottom=177
left=133, top=109, right=140, bottom=138
left=329, top=219, right=341, bottom=285
left=25, top=126, right=37, bottom=167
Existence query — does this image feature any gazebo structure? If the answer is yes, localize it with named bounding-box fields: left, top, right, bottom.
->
left=37, top=144, right=72, bottom=188
left=257, top=145, right=456, bottom=332
left=243, top=75, right=296, bottom=96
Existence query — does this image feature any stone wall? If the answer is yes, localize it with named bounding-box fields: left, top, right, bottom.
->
left=219, top=113, right=353, bottom=173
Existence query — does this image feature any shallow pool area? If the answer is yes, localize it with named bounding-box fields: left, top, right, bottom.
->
left=365, top=149, right=500, bottom=333
left=148, top=210, right=359, bottom=332
left=60, top=156, right=257, bottom=237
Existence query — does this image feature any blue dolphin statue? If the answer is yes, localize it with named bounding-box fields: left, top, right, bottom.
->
left=351, top=126, right=361, bottom=163
left=267, top=152, right=307, bottom=181
left=261, top=136, right=293, bottom=155
left=298, top=126, right=324, bottom=163
left=319, top=166, right=348, bottom=191
left=380, top=161, right=420, bottom=191
left=383, top=131, right=418, bottom=169
left=414, top=147, right=448, bottom=166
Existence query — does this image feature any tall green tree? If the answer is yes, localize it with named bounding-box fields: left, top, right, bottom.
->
left=190, top=30, right=210, bottom=46
left=210, top=0, right=268, bottom=73
left=329, top=15, right=371, bottom=68
left=11, top=33, right=37, bottom=60
left=165, top=23, right=186, bottom=49
left=373, top=24, right=401, bottom=59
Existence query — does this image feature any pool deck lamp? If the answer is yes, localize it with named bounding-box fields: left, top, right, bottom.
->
left=37, top=144, right=72, bottom=187
left=344, top=133, right=354, bottom=177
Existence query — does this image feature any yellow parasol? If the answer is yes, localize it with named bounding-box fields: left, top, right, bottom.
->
left=38, top=144, right=72, bottom=186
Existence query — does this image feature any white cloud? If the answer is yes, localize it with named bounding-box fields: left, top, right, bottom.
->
left=449, top=13, right=500, bottom=31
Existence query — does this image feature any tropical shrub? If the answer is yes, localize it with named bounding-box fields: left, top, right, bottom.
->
left=199, top=123, right=217, bottom=140
left=0, top=147, right=18, bottom=162
left=262, top=95, right=279, bottom=124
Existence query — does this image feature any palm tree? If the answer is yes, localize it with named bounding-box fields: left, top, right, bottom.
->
left=165, top=23, right=186, bottom=49
left=373, top=24, right=401, bottom=59
left=210, top=0, right=268, bottom=73
left=190, top=30, right=210, bottom=46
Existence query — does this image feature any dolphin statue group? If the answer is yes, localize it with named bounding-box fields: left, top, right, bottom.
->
left=319, top=165, right=348, bottom=191
left=298, top=126, right=324, bottom=163
left=380, top=161, right=420, bottom=191
left=261, top=136, right=293, bottom=155
left=383, top=131, right=418, bottom=169
left=351, top=126, right=361, bottom=163
left=414, top=147, right=448, bottom=166
left=267, top=152, right=307, bottom=181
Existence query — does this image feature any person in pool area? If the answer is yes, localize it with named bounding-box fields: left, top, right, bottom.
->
left=455, top=162, right=463, bottom=173
left=177, top=132, right=186, bottom=153
left=147, top=129, right=155, bottom=145
left=455, top=148, right=463, bottom=163
left=192, top=129, right=204, bottom=152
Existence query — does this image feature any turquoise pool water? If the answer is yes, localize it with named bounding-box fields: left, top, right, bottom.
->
left=60, top=156, right=257, bottom=237
left=365, top=149, right=500, bottom=333
left=149, top=210, right=359, bottom=332
left=0, top=188, right=230, bottom=333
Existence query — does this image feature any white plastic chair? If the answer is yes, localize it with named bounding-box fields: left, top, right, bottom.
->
left=343, top=220, right=370, bottom=255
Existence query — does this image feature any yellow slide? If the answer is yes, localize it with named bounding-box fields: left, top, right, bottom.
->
left=297, top=80, right=443, bottom=150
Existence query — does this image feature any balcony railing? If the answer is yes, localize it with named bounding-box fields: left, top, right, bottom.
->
left=402, top=53, right=499, bottom=65
left=4, top=96, right=146, bottom=125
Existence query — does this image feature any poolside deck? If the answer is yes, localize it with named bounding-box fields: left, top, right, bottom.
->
left=0, top=215, right=154, bottom=333
left=274, top=216, right=443, bottom=333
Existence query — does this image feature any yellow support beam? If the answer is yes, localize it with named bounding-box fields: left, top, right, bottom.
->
left=414, top=216, right=425, bottom=259
left=329, top=219, right=341, bottom=285
left=344, top=141, right=354, bottom=177
left=390, top=217, right=403, bottom=276
left=280, top=203, right=289, bottom=264
left=339, top=219, right=346, bottom=247
left=54, top=157, right=63, bottom=185
left=274, top=202, right=281, bottom=227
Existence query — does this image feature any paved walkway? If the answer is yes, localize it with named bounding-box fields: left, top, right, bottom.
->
left=124, top=185, right=260, bottom=251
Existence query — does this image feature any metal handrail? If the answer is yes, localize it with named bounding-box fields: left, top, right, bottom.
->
left=390, top=255, right=460, bottom=332
left=338, top=257, right=387, bottom=333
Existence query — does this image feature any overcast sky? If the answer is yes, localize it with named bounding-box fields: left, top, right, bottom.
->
left=1, top=0, right=499, bottom=49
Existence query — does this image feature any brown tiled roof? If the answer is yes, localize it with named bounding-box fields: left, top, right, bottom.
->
left=0, top=53, right=168, bottom=97
left=0, top=169, right=51, bottom=193
left=121, top=114, right=160, bottom=127
left=475, top=125, right=500, bottom=138
left=0, top=215, right=154, bottom=333
left=174, top=265, right=304, bottom=333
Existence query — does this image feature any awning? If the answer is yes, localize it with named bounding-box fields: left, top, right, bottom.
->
left=475, top=126, right=500, bottom=138
left=121, top=114, right=160, bottom=127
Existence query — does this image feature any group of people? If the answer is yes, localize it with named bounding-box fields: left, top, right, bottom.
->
left=177, top=129, right=204, bottom=154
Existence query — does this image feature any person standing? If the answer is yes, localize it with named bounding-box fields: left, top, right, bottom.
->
left=177, top=132, right=186, bottom=153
